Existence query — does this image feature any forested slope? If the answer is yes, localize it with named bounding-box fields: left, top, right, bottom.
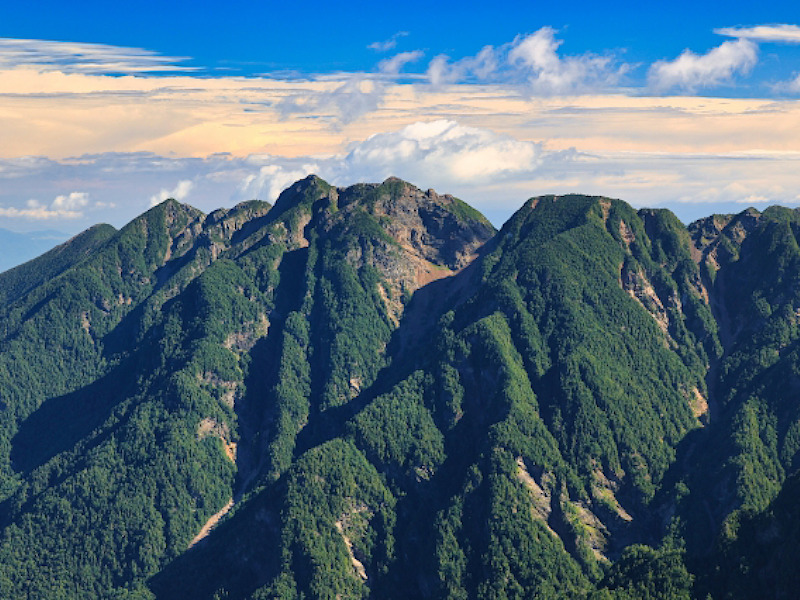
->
left=0, top=176, right=798, bottom=598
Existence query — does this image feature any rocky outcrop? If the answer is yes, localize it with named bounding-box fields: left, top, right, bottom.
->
left=270, top=175, right=496, bottom=325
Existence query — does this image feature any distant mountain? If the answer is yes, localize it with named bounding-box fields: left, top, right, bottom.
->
left=0, top=228, right=71, bottom=273
left=0, top=176, right=797, bottom=599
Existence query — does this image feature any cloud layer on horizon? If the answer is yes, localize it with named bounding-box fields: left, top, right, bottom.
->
left=2, top=118, right=800, bottom=232
left=2, top=28, right=800, bottom=231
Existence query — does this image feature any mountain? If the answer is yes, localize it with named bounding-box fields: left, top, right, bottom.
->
left=0, top=228, right=71, bottom=274
left=0, top=176, right=797, bottom=599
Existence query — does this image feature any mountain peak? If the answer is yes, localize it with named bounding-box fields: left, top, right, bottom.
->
left=11, top=180, right=796, bottom=600
left=270, top=174, right=333, bottom=217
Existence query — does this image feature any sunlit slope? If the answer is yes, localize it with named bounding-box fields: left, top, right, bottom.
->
left=3, top=178, right=800, bottom=599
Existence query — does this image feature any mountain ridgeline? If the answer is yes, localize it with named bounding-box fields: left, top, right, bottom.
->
left=0, top=175, right=798, bottom=598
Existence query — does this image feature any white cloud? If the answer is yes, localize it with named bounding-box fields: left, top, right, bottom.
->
left=238, top=163, right=319, bottom=202
left=427, top=45, right=499, bottom=86
left=52, top=191, right=89, bottom=211
left=149, top=180, right=193, bottom=207
left=715, top=24, right=800, bottom=43
left=676, top=181, right=787, bottom=205
left=425, top=28, right=626, bottom=94
left=777, top=73, right=800, bottom=93
left=378, top=51, right=424, bottom=75
left=368, top=32, right=409, bottom=52
left=276, top=51, right=424, bottom=125
left=337, top=119, right=546, bottom=184
left=648, top=39, right=758, bottom=93
left=0, top=206, right=81, bottom=219
left=509, top=28, right=627, bottom=95
left=3, top=91, right=800, bottom=232
left=0, top=191, right=91, bottom=219
left=0, top=38, right=192, bottom=74
left=276, top=75, right=385, bottom=125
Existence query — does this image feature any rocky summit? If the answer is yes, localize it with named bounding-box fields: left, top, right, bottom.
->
left=0, top=176, right=798, bottom=599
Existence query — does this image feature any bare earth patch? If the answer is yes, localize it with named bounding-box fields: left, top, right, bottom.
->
left=188, top=498, right=234, bottom=549
left=335, top=521, right=368, bottom=581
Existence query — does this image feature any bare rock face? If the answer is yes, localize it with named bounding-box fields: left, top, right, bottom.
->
left=352, top=179, right=490, bottom=308
left=273, top=175, right=496, bottom=324
left=362, top=177, right=494, bottom=270
left=688, top=208, right=762, bottom=274
left=353, top=178, right=494, bottom=321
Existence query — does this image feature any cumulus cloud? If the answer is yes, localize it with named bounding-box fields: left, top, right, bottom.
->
left=0, top=38, right=192, bottom=74
left=149, top=180, right=194, bottom=207
left=426, top=28, right=627, bottom=94
left=0, top=191, right=91, bottom=219
left=226, top=122, right=800, bottom=227
left=509, top=28, right=627, bottom=95
left=648, top=39, right=758, bottom=93
left=337, top=119, right=546, bottom=184
left=205, top=119, right=566, bottom=224
left=52, top=191, right=89, bottom=211
left=368, top=32, right=409, bottom=52
left=4, top=107, right=800, bottom=234
left=715, top=24, right=800, bottom=44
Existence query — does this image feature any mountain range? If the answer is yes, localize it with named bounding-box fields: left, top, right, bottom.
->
left=0, top=175, right=798, bottom=599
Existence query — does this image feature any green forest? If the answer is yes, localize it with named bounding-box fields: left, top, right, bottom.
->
left=0, top=175, right=798, bottom=598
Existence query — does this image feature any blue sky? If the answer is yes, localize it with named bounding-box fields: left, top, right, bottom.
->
left=1, top=1, right=800, bottom=234
left=5, top=0, right=799, bottom=80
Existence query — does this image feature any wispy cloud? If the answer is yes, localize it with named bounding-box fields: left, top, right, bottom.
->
left=368, top=32, right=409, bottom=52
left=3, top=118, right=800, bottom=231
left=775, top=72, right=800, bottom=94
left=378, top=50, right=424, bottom=75
left=676, top=181, right=785, bottom=204
left=275, top=75, right=384, bottom=125
left=715, top=24, right=800, bottom=44
left=0, top=38, right=193, bottom=75
left=275, top=50, right=424, bottom=124
left=648, top=39, right=758, bottom=93
left=427, top=46, right=499, bottom=86
left=3, top=32, right=800, bottom=231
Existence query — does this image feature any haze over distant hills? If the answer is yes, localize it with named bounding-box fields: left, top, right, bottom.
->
left=0, top=176, right=799, bottom=599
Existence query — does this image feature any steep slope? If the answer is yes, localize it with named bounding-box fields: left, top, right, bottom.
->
left=372, top=195, right=713, bottom=599
left=653, top=206, right=800, bottom=596
left=709, top=469, right=800, bottom=599
left=0, top=197, right=281, bottom=598
left=4, top=179, right=800, bottom=599
left=0, top=176, right=494, bottom=599
left=151, top=194, right=714, bottom=600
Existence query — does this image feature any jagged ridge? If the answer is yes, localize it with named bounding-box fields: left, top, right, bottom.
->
left=0, top=180, right=798, bottom=599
